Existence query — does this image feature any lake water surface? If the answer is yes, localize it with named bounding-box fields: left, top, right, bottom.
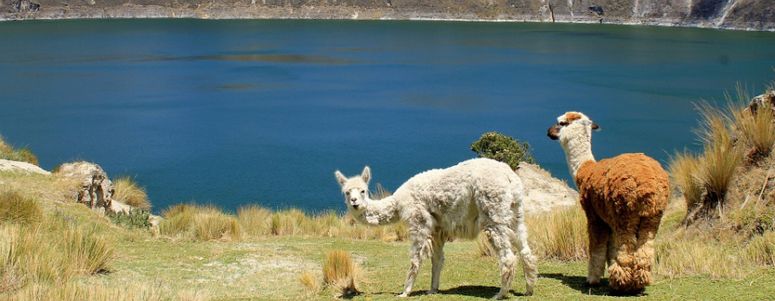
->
left=1, top=19, right=774, bottom=213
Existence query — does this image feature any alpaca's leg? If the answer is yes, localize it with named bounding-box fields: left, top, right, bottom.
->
left=513, top=212, right=537, bottom=296
left=585, top=211, right=610, bottom=286
left=631, top=215, right=662, bottom=288
left=429, top=236, right=446, bottom=294
left=399, top=237, right=430, bottom=297
left=608, top=217, right=641, bottom=294
left=485, top=226, right=517, bottom=300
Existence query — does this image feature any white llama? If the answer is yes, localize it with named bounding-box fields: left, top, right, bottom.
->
left=334, top=158, right=538, bottom=299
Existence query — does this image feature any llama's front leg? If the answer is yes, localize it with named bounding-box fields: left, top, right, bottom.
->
left=585, top=212, right=610, bottom=286
left=429, top=239, right=446, bottom=294
left=485, top=226, right=516, bottom=300
left=399, top=240, right=427, bottom=297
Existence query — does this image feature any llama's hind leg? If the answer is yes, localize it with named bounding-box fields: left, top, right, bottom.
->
left=608, top=217, right=641, bottom=294
left=585, top=212, right=611, bottom=286
left=485, top=226, right=517, bottom=300
left=513, top=211, right=537, bottom=295
left=429, top=236, right=446, bottom=294
left=631, top=215, right=662, bottom=289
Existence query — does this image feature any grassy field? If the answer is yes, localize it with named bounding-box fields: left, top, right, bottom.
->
left=95, top=236, right=775, bottom=300
left=2, top=170, right=775, bottom=300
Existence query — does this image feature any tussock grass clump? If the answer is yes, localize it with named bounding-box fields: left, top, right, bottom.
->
left=526, top=205, right=588, bottom=260
left=322, top=250, right=360, bottom=297
left=0, top=191, right=42, bottom=225
left=669, top=152, right=704, bottom=210
left=159, top=204, right=240, bottom=241
left=113, top=177, right=151, bottom=211
left=745, top=231, right=775, bottom=266
left=0, top=136, right=38, bottom=166
left=298, top=270, right=321, bottom=295
left=237, top=205, right=272, bottom=236
left=0, top=218, right=114, bottom=290
left=729, top=87, right=775, bottom=161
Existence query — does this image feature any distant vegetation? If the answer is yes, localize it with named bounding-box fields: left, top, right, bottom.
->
left=471, top=131, right=535, bottom=170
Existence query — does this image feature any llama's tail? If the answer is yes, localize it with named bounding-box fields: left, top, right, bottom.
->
left=607, top=215, right=661, bottom=295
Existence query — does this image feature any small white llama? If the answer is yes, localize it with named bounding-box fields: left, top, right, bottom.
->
left=334, top=158, right=538, bottom=299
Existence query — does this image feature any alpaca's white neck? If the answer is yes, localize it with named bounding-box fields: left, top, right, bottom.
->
left=353, top=195, right=401, bottom=226
left=561, top=134, right=596, bottom=178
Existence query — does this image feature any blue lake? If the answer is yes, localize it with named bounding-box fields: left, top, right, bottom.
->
left=1, top=19, right=774, bottom=213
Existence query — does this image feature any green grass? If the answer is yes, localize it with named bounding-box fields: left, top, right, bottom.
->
left=3, top=170, right=775, bottom=300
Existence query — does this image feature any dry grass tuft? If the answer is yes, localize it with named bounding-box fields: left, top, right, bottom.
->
left=669, top=151, right=704, bottom=210
left=159, top=204, right=240, bottom=241
left=695, top=102, right=742, bottom=201
left=526, top=205, right=588, bottom=261
left=729, top=87, right=775, bottom=161
left=237, top=205, right=272, bottom=236
left=0, top=191, right=43, bottom=225
left=745, top=231, right=775, bottom=266
left=298, top=270, right=321, bottom=295
left=322, top=250, right=360, bottom=297
left=113, top=177, right=151, bottom=211
left=0, top=136, right=39, bottom=166
left=8, top=282, right=165, bottom=301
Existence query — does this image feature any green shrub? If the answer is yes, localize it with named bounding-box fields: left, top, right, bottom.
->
left=108, top=209, right=151, bottom=229
left=471, top=131, right=535, bottom=170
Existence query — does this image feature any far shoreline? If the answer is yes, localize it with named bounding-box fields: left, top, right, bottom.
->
left=1, top=4, right=774, bottom=33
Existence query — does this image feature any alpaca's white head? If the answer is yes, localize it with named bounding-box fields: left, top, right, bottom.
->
left=547, top=111, right=600, bottom=145
left=334, top=166, right=371, bottom=211
left=547, top=111, right=600, bottom=177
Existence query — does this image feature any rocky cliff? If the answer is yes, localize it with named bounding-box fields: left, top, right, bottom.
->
left=1, top=0, right=773, bottom=30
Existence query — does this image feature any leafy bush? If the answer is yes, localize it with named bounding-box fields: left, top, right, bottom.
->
left=108, top=209, right=151, bottom=229
left=471, top=131, right=535, bottom=170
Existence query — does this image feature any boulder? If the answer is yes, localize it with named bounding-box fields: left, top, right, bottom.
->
left=54, top=161, right=114, bottom=213
left=516, top=162, right=578, bottom=214
left=747, top=90, right=775, bottom=115
left=0, top=159, right=50, bottom=175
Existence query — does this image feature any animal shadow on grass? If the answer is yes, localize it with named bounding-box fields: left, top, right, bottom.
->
left=372, top=286, right=525, bottom=299
left=542, top=273, right=645, bottom=297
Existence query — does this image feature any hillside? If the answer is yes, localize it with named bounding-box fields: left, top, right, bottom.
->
left=1, top=0, right=774, bottom=31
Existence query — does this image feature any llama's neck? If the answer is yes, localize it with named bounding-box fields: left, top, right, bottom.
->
left=353, top=195, right=402, bottom=226
left=561, top=135, right=596, bottom=178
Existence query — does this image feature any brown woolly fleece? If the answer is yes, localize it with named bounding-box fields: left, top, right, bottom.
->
left=575, top=153, right=669, bottom=294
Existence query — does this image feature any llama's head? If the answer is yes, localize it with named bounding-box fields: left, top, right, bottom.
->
left=334, top=166, right=371, bottom=211
left=547, top=111, right=600, bottom=144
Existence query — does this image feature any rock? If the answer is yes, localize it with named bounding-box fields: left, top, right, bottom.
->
left=516, top=162, right=578, bottom=214
left=747, top=90, right=775, bottom=115
left=54, top=161, right=114, bottom=213
left=110, top=200, right=132, bottom=214
left=0, top=159, right=50, bottom=175
left=11, top=0, right=40, bottom=13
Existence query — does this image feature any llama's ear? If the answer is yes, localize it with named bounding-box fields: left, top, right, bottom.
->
left=361, top=166, right=371, bottom=184
left=334, top=170, right=347, bottom=186
left=591, top=123, right=600, bottom=131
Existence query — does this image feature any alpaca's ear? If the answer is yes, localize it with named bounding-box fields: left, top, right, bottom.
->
left=335, top=170, right=347, bottom=186
left=361, top=166, right=371, bottom=184
left=591, top=123, right=600, bottom=131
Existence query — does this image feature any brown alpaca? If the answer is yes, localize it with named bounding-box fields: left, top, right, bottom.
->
left=548, top=112, right=669, bottom=294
